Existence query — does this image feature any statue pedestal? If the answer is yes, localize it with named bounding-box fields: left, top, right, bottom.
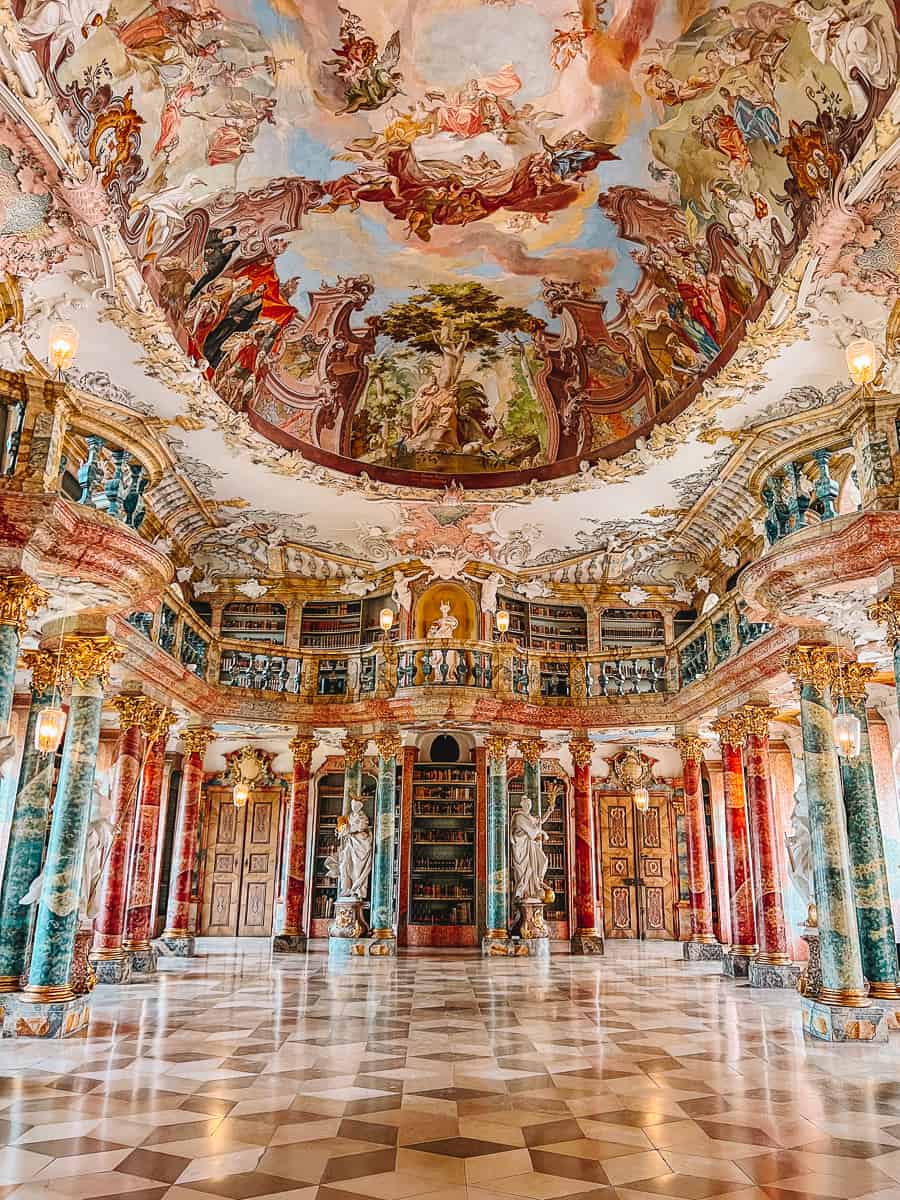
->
left=683, top=940, right=724, bottom=962
left=327, top=897, right=393, bottom=957
left=802, top=996, right=888, bottom=1043
left=799, top=927, right=821, bottom=998
left=91, top=953, right=132, bottom=986
left=0, top=992, right=92, bottom=1038
left=513, top=900, right=551, bottom=958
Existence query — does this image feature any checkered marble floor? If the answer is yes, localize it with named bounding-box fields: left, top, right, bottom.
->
left=5, top=942, right=900, bottom=1200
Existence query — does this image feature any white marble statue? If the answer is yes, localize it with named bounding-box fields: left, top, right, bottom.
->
left=327, top=798, right=373, bottom=899
left=427, top=600, right=459, bottom=639
left=785, top=774, right=814, bottom=917
left=481, top=572, right=502, bottom=616
left=391, top=569, right=413, bottom=613
left=510, top=794, right=554, bottom=901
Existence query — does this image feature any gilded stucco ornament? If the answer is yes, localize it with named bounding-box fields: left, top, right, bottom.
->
left=485, top=734, right=512, bottom=763
left=289, top=735, right=316, bottom=766
left=0, top=575, right=48, bottom=633
left=567, top=739, right=593, bottom=769
left=180, top=726, right=214, bottom=757
left=373, top=731, right=402, bottom=761
left=59, top=636, right=122, bottom=689
left=784, top=644, right=843, bottom=692
left=20, top=648, right=57, bottom=694
left=711, top=712, right=746, bottom=750
left=676, top=735, right=706, bottom=765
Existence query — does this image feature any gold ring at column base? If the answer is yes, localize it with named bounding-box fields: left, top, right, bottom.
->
left=485, top=929, right=509, bottom=939
left=20, top=983, right=76, bottom=1004
left=729, top=944, right=759, bottom=957
left=816, top=986, right=871, bottom=1008
left=755, top=952, right=792, bottom=966
left=867, top=981, right=900, bottom=1000
left=277, top=926, right=301, bottom=937
left=692, top=934, right=720, bottom=944
left=122, top=939, right=150, bottom=952
left=0, top=974, right=23, bottom=993
left=161, top=928, right=189, bottom=939
left=575, top=927, right=601, bottom=936
left=371, top=928, right=395, bottom=940
left=90, top=948, right=125, bottom=962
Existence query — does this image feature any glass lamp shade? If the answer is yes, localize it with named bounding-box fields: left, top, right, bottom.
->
left=834, top=711, right=861, bottom=759
left=633, top=786, right=650, bottom=813
left=48, top=322, right=79, bottom=373
left=846, top=338, right=881, bottom=386
left=34, top=706, right=66, bottom=754
left=496, top=609, right=510, bottom=634
left=233, top=781, right=250, bottom=808
left=379, top=607, right=394, bottom=632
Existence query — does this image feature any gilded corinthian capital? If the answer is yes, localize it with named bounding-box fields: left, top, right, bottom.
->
left=0, top=575, right=48, bottom=634
left=567, top=738, right=594, bottom=769
left=676, top=735, right=706, bottom=765
left=60, top=636, right=123, bottom=689
left=181, top=726, right=214, bottom=756
left=518, top=736, right=546, bottom=765
left=374, top=730, right=402, bottom=760
left=485, top=733, right=511, bottom=764
left=341, top=735, right=365, bottom=766
left=289, top=734, right=316, bottom=766
left=21, top=648, right=57, bottom=695
left=784, top=644, right=841, bottom=692
left=110, top=694, right=147, bottom=732
left=739, top=705, right=777, bottom=739
left=839, top=661, right=876, bottom=705
left=139, top=700, right=176, bottom=743
left=711, top=713, right=746, bottom=750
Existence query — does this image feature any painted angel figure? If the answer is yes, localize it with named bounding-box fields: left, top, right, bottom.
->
left=325, top=8, right=402, bottom=115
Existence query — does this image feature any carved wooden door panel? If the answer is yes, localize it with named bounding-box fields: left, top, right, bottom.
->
left=637, top=797, right=675, bottom=939
left=598, top=794, right=638, bottom=938
left=597, top=792, right=676, bottom=939
left=237, top=788, right=281, bottom=937
left=201, top=788, right=246, bottom=936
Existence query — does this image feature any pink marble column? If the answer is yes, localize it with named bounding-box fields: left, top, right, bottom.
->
left=273, top=734, right=315, bottom=952
left=568, top=738, right=603, bottom=954
left=123, top=728, right=169, bottom=970
left=713, top=715, right=757, bottom=976
left=704, top=761, right=732, bottom=947
left=91, top=699, right=144, bottom=983
left=742, top=707, right=792, bottom=968
left=678, top=735, right=722, bottom=959
left=161, top=727, right=213, bottom=956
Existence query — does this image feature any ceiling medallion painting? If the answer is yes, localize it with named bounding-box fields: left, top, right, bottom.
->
left=18, top=0, right=897, bottom=489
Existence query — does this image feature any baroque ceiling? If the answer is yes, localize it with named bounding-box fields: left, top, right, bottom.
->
left=1, top=0, right=899, bottom=588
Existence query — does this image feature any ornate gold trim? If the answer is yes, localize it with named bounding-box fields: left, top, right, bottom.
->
left=90, top=948, right=125, bottom=962
left=711, top=713, right=746, bottom=750
left=519, top=736, right=546, bottom=766
left=21, top=649, right=57, bottom=695
left=122, top=939, right=150, bottom=953
left=484, top=929, right=509, bottom=939
left=568, top=738, right=594, bottom=769
left=371, top=928, right=395, bottom=940
left=866, top=981, right=900, bottom=1000
left=816, top=985, right=871, bottom=1008
left=0, top=974, right=21, bottom=993
left=373, top=731, right=402, bottom=760
left=485, top=734, right=511, bottom=764
left=139, top=700, right=176, bottom=742
left=289, top=734, right=316, bottom=766
left=868, top=595, right=900, bottom=648
left=739, top=705, right=777, bottom=739
left=110, top=694, right=147, bottom=733
left=784, top=644, right=841, bottom=692
left=755, top=952, right=792, bottom=966
left=729, top=944, right=759, bottom=957
left=20, top=983, right=76, bottom=1004
left=341, top=736, right=365, bottom=767
left=677, top=735, right=706, bottom=765
left=840, top=662, right=875, bottom=705
left=60, top=636, right=123, bottom=689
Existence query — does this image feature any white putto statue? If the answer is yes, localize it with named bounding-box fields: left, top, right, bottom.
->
left=510, top=794, right=554, bottom=901
left=327, top=797, right=373, bottom=899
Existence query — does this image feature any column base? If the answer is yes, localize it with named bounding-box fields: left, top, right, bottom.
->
left=0, top=992, right=91, bottom=1039
left=272, top=932, right=308, bottom=954
left=802, top=996, right=888, bottom=1043
left=723, top=948, right=757, bottom=978
left=127, top=947, right=158, bottom=976
left=159, top=933, right=196, bottom=957
left=749, top=960, right=802, bottom=989
left=328, top=935, right=396, bottom=958
left=683, top=940, right=724, bottom=962
left=91, top=955, right=133, bottom=986
left=570, top=931, right=605, bottom=955
left=481, top=935, right=549, bottom=958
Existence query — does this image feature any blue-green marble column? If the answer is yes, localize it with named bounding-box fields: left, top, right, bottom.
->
left=483, top=734, right=510, bottom=949
left=0, top=651, right=58, bottom=991
left=370, top=732, right=399, bottom=950
left=837, top=676, right=900, bottom=1000
left=0, top=576, right=49, bottom=825
left=23, top=637, right=119, bottom=1002
left=790, top=649, right=868, bottom=1006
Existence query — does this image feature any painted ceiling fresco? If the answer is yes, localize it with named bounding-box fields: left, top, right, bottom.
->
left=15, top=0, right=898, bottom=488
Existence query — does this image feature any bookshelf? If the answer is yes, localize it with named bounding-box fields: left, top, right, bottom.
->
left=508, top=771, right=569, bottom=929
left=309, top=768, right=401, bottom=937
left=409, top=762, right=476, bottom=941
left=361, top=594, right=399, bottom=647
left=600, top=608, right=665, bottom=649
left=301, top=600, right=361, bottom=650
left=493, top=596, right=587, bottom=653
left=221, top=602, right=286, bottom=645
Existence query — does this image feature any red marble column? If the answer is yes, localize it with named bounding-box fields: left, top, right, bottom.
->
left=123, top=731, right=169, bottom=955
left=273, top=734, right=316, bottom=951
left=742, top=706, right=792, bottom=965
left=91, top=699, right=145, bottom=980
left=677, top=735, right=720, bottom=952
left=161, top=727, right=213, bottom=954
left=569, top=738, right=603, bottom=953
left=713, top=715, right=757, bottom=968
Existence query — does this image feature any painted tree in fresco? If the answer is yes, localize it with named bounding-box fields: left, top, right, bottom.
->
left=377, top=282, right=536, bottom=392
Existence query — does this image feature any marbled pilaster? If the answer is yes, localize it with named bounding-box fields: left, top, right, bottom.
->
left=123, top=718, right=171, bottom=973
left=712, top=715, right=757, bottom=977
left=369, top=731, right=400, bottom=954
left=836, top=675, right=900, bottom=1000
left=677, top=735, right=722, bottom=960
left=161, top=727, right=213, bottom=957
left=0, top=651, right=58, bottom=992
left=569, top=737, right=603, bottom=955
left=483, top=734, right=511, bottom=954
left=274, top=734, right=315, bottom=953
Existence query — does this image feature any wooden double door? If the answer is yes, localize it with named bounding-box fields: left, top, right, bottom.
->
left=596, top=791, right=676, bottom=939
left=201, top=787, right=283, bottom=936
